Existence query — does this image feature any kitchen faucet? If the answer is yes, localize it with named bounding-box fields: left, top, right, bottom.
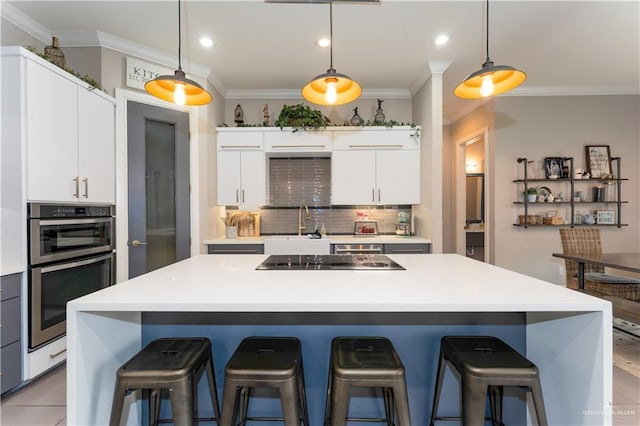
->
left=298, top=205, right=310, bottom=236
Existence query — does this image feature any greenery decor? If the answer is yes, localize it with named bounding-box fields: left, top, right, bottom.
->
left=274, top=104, right=330, bottom=132
left=527, top=186, right=540, bottom=195
left=26, top=46, right=102, bottom=91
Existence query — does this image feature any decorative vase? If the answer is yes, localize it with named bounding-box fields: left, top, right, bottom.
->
left=584, top=214, right=596, bottom=225
left=374, top=99, right=385, bottom=123
left=350, top=107, right=364, bottom=126
left=44, top=36, right=65, bottom=68
left=234, top=104, right=244, bottom=126
left=527, top=194, right=537, bottom=203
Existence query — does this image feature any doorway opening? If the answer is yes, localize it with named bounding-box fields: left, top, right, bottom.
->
left=455, top=130, right=489, bottom=262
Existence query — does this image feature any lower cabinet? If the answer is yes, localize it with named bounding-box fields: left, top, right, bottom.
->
left=383, top=243, right=431, bottom=254
left=207, top=244, right=264, bottom=254
left=1, top=273, right=22, bottom=394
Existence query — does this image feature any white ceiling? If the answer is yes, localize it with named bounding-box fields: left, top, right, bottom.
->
left=4, top=0, right=639, bottom=122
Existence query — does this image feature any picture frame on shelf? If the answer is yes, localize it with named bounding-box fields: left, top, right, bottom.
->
left=596, top=210, right=615, bottom=225
left=543, top=157, right=564, bottom=179
left=585, top=145, right=612, bottom=179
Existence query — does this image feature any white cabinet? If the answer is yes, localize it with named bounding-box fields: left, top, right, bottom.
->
left=331, top=128, right=420, bottom=205
left=22, top=54, right=115, bottom=203
left=264, top=130, right=332, bottom=153
left=216, top=131, right=265, bottom=208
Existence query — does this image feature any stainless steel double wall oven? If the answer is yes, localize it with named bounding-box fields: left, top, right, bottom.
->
left=27, top=203, right=115, bottom=349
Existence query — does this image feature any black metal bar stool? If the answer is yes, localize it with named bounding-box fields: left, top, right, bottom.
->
left=324, top=336, right=411, bottom=426
left=429, top=335, right=548, bottom=426
left=109, top=337, right=221, bottom=426
left=220, top=336, right=309, bottom=426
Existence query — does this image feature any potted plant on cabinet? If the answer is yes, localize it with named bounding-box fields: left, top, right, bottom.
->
left=526, top=187, right=539, bottom=203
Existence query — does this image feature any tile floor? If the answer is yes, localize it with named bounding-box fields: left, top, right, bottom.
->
left=1, top=329, right=639, bottom=426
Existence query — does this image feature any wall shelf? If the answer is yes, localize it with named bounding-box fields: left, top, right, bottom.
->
left=513, top=156, right=627, bottom=228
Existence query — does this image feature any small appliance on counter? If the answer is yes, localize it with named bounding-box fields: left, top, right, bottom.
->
left=354, top=220, right=378, bottom=236
left=395, top=211, right=411, bottom=236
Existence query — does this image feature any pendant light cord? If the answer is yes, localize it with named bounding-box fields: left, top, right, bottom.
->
left=485, top=0, right=490, bottom=62
left=329, top=0, right=334, bottom=70
left=177, top=0, right=183, bottom=71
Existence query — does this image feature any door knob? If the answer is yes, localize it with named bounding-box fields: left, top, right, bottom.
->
left=130, top=240, right=148, bottom=247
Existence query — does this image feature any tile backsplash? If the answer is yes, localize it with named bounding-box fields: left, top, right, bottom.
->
left=257, top=205, right=411, bottom=235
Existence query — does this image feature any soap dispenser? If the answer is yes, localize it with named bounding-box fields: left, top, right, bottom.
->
left=320, top=223, right=327, bottom=236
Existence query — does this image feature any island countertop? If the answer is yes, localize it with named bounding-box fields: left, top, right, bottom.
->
left=69, top=253, right=606, bottom=313
left=66, top=254, right=612, bottom=425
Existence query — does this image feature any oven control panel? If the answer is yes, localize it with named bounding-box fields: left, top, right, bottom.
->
left=29, top=203, right=114, bottom=218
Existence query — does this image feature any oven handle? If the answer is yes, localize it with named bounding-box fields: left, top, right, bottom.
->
left=36, top=217, right=113, bottom=226
left=39, top=252, right=114, bottom=274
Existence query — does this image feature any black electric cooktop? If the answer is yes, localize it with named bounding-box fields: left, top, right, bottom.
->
left=256, top=254, right=405, bottom=271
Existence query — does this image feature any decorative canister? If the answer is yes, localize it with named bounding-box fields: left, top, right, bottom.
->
left=603, top=182, right=617, bottom=202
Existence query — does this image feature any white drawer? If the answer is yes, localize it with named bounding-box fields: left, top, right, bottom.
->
left=217, top=130, right=264, bottom=150
left=25, top=336, right=66, bottom=380
left=265, top=130, right=332, bottom=153
left=332, top=128, right=419, bottom=150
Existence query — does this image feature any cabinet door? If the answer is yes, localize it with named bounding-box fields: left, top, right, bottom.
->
left=239, top=151, right=265, bottom=208
left=331, top=150, right=377, bottom=205
left=26, top=61, right=78, bottom=202
left=217, top=150, right=241, bottom=205
left=78, top=89, right=115, bottom=203
left=376, top=150, right=420, bottom=204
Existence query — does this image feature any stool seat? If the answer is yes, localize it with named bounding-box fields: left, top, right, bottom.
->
left=430, top=336, right=547, bottom=426
left=110, top=337, right=220, bottom=426
left=220, top=336, right=309, bottom=426
left=325, top=336, right=411, bottom=426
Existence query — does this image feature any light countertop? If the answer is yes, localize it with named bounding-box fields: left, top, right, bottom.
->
left=203, top=235, right=432, bottom=245
left=1, top=265, right=25, bottom=276
left=68, top=253, right=606, bottom=313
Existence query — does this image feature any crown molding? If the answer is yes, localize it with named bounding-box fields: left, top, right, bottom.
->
left=506, top=85, right=640, bottom=97
left=1, top=2, right=51, bottom=42
left=226, top=88, right=411, bottom=100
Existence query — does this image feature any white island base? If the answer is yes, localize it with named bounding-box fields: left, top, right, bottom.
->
left=67, top=254, right=612, bottom=425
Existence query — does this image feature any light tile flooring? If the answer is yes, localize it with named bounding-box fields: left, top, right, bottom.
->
left=1, top=329, right=639, bottom=426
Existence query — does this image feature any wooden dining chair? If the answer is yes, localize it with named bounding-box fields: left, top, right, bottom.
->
left=558, top=228, right=639, bottom=301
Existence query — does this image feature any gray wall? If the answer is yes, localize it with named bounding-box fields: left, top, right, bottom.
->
left=452, top=95, right=640, bottom=285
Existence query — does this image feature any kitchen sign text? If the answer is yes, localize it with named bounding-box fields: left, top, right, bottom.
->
left=125, top=57, right=172, bottom=91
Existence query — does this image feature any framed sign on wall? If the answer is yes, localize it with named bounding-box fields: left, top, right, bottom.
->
left=585, top=145, right=612, bottom=178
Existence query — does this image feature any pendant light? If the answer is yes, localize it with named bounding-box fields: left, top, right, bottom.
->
left=145, top=0, right=212, bottom=106
left=302, top=0, right=361, bottom=106
left=454, top=0, right=526, bottom=99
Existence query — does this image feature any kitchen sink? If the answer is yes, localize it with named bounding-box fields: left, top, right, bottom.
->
left=263, top=235, right=330, bottom=255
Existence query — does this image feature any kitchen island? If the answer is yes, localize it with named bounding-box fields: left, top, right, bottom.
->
left=67, top=254, right=611, bottom=425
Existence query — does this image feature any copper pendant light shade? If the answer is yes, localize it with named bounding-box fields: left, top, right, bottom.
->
left=455, top=0, right=526, bottom=99
left=145, top=0, right=212, bottom=106
left=302, top=1, right=361, bottom=105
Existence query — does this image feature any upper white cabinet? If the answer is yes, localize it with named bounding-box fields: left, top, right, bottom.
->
left=216, top=130, right=265, bottom=208
left=3, top=48, right=116, bottom=204
left=264, top=130, right=332, bottom=153
left=331, top=128, right=420, bottom=205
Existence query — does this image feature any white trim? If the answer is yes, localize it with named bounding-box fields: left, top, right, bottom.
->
left=507, top=85, right=640, bottom=97
left=114, top=88, right=200, bottom=283
left=0, top=2, right=51, bottom=43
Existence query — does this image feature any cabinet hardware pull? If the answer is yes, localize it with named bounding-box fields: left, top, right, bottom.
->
left=372, top=188, right=375, bottom=202
left=242, top=190, right=245, bottom=203
left=49, top=348, right=67, bottom=359
left=73, top=177, right=79, bottom=198
left=348, top=144, right=403, bottom=149
left=389, top=249, right=422, bottom=253
left=271, top=145, right=326, bottom=149
left=236, top=189, right=239, bottom=203
left=220, top=145, right=261, bottom=149
left=82, top=177, right=89, bottom=198
left=378, top=188, right=381, bottom=202
left=212, top=249, right=259, bottom=254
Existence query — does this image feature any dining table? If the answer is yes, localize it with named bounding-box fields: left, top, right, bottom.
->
left=552, top=252, right=640, bottom=290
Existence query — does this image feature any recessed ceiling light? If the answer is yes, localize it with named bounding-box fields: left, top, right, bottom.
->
left=317, top=38, right=331, bottom=48
left=434, top=34, right=449, bottom=46
left=200, top=37, right=214, bottom=48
